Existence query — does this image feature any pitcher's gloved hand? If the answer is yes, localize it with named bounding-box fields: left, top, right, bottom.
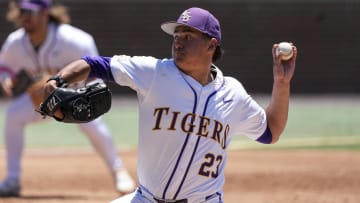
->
left=37, top=81, right=112, bottom=123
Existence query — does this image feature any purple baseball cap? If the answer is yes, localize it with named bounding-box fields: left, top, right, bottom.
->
left=161, top=7, right=222, bottom=45
left=19, top=0, right=52, bottom=12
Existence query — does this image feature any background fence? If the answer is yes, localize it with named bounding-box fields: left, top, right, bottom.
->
left=1, top=0, right=359, bottom=94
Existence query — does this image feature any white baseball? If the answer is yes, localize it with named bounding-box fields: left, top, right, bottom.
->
left=276, top=42, right=293, bottom=61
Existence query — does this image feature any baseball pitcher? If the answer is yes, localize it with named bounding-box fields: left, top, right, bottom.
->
left=42, top=7, right=297, bottom=203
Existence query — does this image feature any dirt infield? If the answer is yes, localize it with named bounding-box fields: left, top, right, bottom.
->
left=0, top=149, right=359, bottom=203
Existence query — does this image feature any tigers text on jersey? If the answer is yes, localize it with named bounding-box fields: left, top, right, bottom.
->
left=83, top=54, right=268, bottom=201
left=108, top=55, right=268, bottom=201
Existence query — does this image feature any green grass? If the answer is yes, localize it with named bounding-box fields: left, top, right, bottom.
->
left=0, top=95, right=359, bottom=150
left=230, top=95, right=360, bottom=150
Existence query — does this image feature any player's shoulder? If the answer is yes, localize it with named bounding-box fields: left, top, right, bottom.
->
left=112, top=55, right=162, bottom=67
left=110, top=55, right=174, bottom=77
left=113, top=55, right=159, bottom=62
left=57, top=23, right=92, bottom=37
left=224, top=76, right=242, bottom=85
left=223, top=76, right=247, bottom=92
left=2, top=28, right=26, bottom=48
left=56, top=23, right=95, bottom=43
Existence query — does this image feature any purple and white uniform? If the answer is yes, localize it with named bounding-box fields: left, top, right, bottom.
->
left=84, top=55, right=272, bottom=203
left=0, top=23, right=124, bottom=183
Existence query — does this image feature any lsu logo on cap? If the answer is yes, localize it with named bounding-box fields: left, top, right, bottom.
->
left=181, top=10, right=191, bottom=23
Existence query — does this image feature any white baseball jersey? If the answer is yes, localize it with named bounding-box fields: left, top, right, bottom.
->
left=0, top=22, right=98, bottom=76
left=0, top=23, right=124, bottom=184
left=108, top=55, right=268, bottom=202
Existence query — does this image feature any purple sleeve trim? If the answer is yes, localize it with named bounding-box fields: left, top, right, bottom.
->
left=81, top=56, right=115, bottom=82
left=256, top=125, right=273, bottom=144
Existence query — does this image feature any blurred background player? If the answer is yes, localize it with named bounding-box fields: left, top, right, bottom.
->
left=0, top=0, right=135, bottom=197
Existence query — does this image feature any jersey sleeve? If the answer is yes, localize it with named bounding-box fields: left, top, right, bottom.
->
left=83, top=56, right=114, bottom=82
left=0, top=30, right=24, bottom=73
left=0, top=39, right=12, bottom=67
left=227, top=77, right=268, bottom=141
left=237, top=95, right=268, bottom=140
left=109, top=55, right=159, bottom=96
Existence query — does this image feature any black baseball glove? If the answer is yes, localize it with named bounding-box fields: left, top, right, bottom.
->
left=37, top=82, right=112, bottom=123
left=11, top=69, right=35, bottom=97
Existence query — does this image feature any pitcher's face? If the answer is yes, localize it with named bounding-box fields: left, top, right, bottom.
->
left=172, top=26, right=213, bottom=69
